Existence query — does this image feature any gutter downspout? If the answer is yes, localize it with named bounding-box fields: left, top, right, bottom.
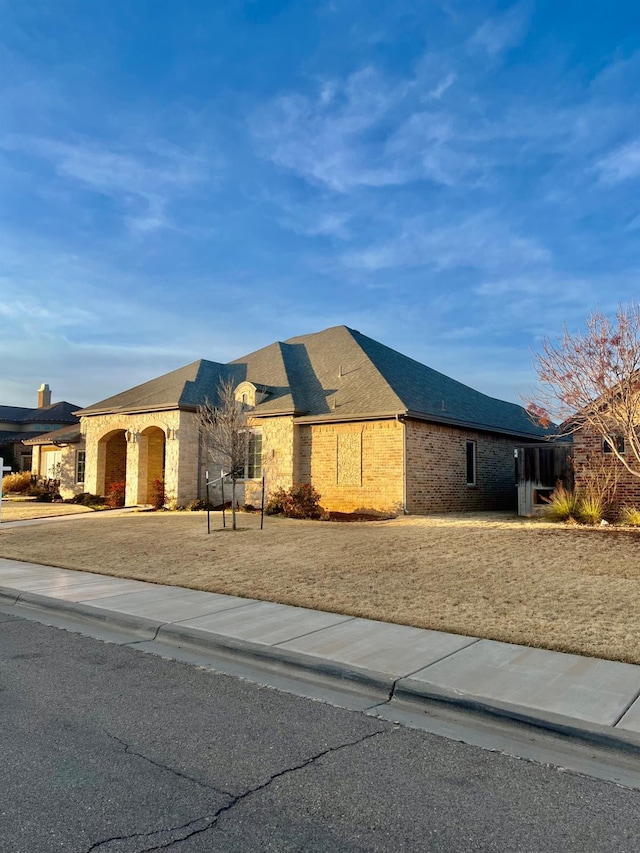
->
left=397, top=414, right=407, bottom=514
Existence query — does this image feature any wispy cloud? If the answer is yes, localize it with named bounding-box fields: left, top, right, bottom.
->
left=470, top=1, right=532, bottom=56
left=596, top=138, right=640, bottom=185
left=251, top=66, right=411, bottom=192
left=428, top=72, right=457, bottom=100
left=341, top=214, right=551, bottom=274
left=1, top=134, right=212, bottom=232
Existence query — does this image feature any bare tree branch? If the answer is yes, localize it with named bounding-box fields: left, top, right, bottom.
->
left=527, top=302, right=640, bottom=480
left=197, top=377, right=248, bottom=530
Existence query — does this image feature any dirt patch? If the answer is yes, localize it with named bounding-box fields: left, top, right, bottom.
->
left=324, top=511, right=396, bottom=522
left=1, top=510, right=639, bottom=665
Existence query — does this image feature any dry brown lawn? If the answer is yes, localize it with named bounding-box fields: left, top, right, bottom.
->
left=0, top=510, right=639, bottom=665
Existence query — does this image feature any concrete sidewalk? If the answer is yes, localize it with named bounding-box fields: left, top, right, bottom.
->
left=0, top=504, right=144, bottom=529
left=1, top=556, right=640, bottom=753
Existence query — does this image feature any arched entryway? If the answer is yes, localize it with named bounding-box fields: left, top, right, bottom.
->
left=139, top=426, right=166, bottom=504
left=97, top=430, right=127, bottom=505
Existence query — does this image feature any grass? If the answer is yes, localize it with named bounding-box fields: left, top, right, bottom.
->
left=621, top=506, right=640, bottom=527
left=0, top=510, right=639, bottom=665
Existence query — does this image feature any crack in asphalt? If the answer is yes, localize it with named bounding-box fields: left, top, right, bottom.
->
left=106, top=733, right=235, bottom=798
left=85, top=728, right=387, bottom=852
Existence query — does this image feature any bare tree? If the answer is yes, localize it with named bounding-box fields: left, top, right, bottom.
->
left=528, top=302, right=640, bottom=480
left=197, top=377, right=247, bottom=530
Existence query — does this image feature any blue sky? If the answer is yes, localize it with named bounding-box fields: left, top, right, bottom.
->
left=2, top=0, right=639, bottom=409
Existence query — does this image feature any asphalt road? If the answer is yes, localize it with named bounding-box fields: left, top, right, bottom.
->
left=1, top=612, right=639, bottom=853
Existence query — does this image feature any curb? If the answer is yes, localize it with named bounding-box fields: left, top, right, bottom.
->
left=2, top=584, right=640, bottom=755
left=1, top=590, right=162, bottom=641
left=388, top=679, right=640, bottom=756
left=155, top=621, right=395, bottom=702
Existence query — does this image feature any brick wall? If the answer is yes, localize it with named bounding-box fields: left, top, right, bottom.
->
left=573, top=427, right=640, bottom=508
left=299, top=419, right=404, bottom=514
left=406, top=420, right=518, bottom=513
left=80, top=407, right=524, bottom=514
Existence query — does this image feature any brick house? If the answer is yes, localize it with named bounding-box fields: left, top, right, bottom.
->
left=572, top=426, right=640, bottom=509
left=71, top=326, right=548, bottom=513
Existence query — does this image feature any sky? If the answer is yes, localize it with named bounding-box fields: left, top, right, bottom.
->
left=1, top=0, right=640, bottom=409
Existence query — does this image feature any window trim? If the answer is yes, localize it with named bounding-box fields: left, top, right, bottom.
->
left=603, top=435, right=625, bottom=454
left=234, top=429, right=263, bottom=480
left=76, top=450, right=86, bottom=485
left=465, top=440, right=477, bottom=486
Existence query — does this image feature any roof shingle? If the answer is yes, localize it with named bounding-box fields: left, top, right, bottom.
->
left=77, top=325, right=547, bottom=439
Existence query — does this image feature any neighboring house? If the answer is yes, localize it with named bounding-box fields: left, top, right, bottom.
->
left=75, top=326, right=548, bottom=513
left=23, top=424, right=86, bottom=500
left=0, top=384, right=80, bottom=473
left=572, top=427, right=640, bottom=508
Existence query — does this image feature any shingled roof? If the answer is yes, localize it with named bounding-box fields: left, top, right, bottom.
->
left=78, top=326, right=547, bottom=439
left=0, top=401, right=79, bottom=425
left=23, top=424, right=83, bottom=446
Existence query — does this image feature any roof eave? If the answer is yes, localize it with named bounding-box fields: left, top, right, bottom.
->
left=403, top=409, right=550, bottom=440
left=23, top=435, right=82, bottom=446
left=293, top=410, right=403, bottom=425
left=76, top=403, right=184, bottom=417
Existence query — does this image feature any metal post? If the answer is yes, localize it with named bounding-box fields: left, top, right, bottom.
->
left=0, top=457, right=12, bottom=527
left=221, top=470, right=226, bottom=529
left=260, top=474, right=265, bottom=530
left=205, top=470, right=210, bottom=535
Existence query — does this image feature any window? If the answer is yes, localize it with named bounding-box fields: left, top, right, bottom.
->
left=466, top=441, right=477, bottom=486
left=247, top=431, right=262, bottom=479
left=603, top=435, right=625, bottom=454
left=233, top=430, right=263, bottom=479
left=76, top=450, right=86, bottom=484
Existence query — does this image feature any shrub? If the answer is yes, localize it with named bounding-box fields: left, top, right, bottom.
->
left=150, top=477, right=165, bottom=510
left=106, top=481, right=126, bottom=508
left=265, top=483, right=323, bottom=519
left=186, top=499, right=215, bottom=511
left=67, top=492, right=105, bottom=507
left=621, top=506, right=640, bottom=527
left=2, top=471, right=32, bottom=494
left=543, top=484, right=580, bottom=522
left=577, top=494, right=604, bottom=526
left=264, top=487, right=288, bottom=515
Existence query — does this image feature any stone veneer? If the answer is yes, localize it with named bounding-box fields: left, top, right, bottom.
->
left=79, top=408, right=524, bottom=513
left=82, top=410, right=186, bottom=506
left=30, top=441, right=86, bottom=500
left=201, top=415, right=298, bottom=508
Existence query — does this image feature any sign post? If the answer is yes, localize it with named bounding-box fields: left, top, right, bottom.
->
left=0, top=457, right=12, bottom=527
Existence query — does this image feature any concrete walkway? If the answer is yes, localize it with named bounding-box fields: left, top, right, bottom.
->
left=0, top=504, right=145, bottom=529
left=1, top=555, right=640, bottom=753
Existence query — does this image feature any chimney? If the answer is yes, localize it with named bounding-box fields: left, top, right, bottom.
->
left=38, top=383, right=51, bottom=408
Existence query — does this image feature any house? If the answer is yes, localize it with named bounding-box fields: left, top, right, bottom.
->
left=72, top=326, right=548, bottom=513
left=23, top=423, right=86, bottom=498
left=0, top=384, right=80, bottom=474
left=572, top=426, right=640, bottom=509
